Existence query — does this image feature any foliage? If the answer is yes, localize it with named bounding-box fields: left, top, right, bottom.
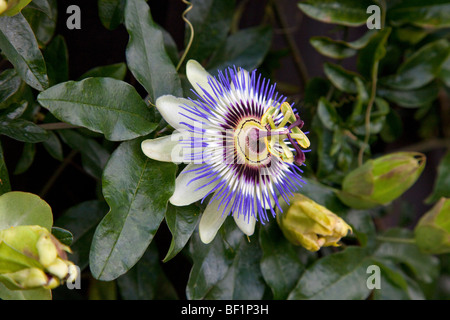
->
left=0, top=0, right=449, bottom=300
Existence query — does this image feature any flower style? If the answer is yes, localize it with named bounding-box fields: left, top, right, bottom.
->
left=141, top=60, right=310, bottom=244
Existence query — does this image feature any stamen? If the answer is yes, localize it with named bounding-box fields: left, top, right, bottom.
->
left=260, top=102, right=310, bottom=165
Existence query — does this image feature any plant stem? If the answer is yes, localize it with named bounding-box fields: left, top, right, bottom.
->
left=357, top=62, right=379, bottom=166
left=39, top=122, right=81, bottom=130
left=271, top=0, right=309, bottom=90
left=376, top=236, right=416, bottom=245
left=176, top=0, right=194, bottom=72
left=397, top=138, right=450, bottom=153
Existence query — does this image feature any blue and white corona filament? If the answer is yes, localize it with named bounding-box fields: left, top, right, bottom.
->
left=141, top=60, right=310, bottom=244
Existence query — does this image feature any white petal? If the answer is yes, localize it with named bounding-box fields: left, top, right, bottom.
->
left=186, top=60, right=215, bottom=98
left=231, top=68, right=251, bottom=92
left=233, top=213, right=256, bottom=236
left=155, top=94, right=208, bottom=130
left=170, top=163, right=219, bottom=206
left=141, top=133, right=183, bottom=162
left=199, top=194, right=230, bottom=244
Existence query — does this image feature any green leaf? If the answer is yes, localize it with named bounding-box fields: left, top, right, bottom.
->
left=300, top=179, right=346, bottom=214
left=340, top=209, right=377, bottom=249
left=26, top=0, right=55, bottom=19
left=124, top=0, right=181, bottom=102
left=207, top=26, right=273, bottom=72
left=352, top=97, right=389, bottom=135
left=55, top=200, right=108, bottom=270
left=51, top=226, right=73, bottom=246
left=380, top=39, right=450, bottom=90
left=89, top=139, right=177, bottom=281
left=160, top=26, right=179, bottom=66
left=0, top=282, right=51, bottom=300
left=317, top=97, right=340, bottom=130
left=298, top=0, right=378, bottom=27
left=0, top=117, right=49, bottom=143
left=0, top=191, right=52, bottom=231
left=185, top=0, right=235, bottom=63
left=375, top=229, right=439, bottom=284
left=0, top=141, right=10, bottom=196
left=58, top=130, right=110, bottom=179
left=42, top=131, right=63, bottom=161
left=380, top=108, right=403, bottom=143
left=394, top=26, right=429, bottom=46
left=22, top=0, right=57, bottom=47
left=117, top=242, right=177, bottom=300
left=0, top=69, right=23, bottom=109
left=377, top=81, right=440, bottom=108
left=0, top=101, right=27, bottom=120
left=288, top=246, right=374, bottom=300
left=312, top=117, right=343, bottom=183
left=259, top=221, right=304, bottom=300
left=0, top=13, right=48, bottom=91
left=388, top=0, right=450, bottom=29
left=186, top=230, right=235, bottom=300
left=310, top=31, right=376, bottom=59
left=310, top=37, right=356, bottom=59
left=204, top=237, right=265, bottom=300
left=299, top=178, right=376, bottom=247
left=372, top=259, right=425, bottom=300
left=98, top=0, right=125, bottom=30
left=78, top=63, right=127, bottom=81
left=357, top=27, right=391, bottom=79
left=43, top=35, right=69, bottom=86
left=13, top=142, right=35, bottom=175
left=439, top=55, right=450, bottom=87
left=163, top=203, right=200, bottom=263
left=37, top=77, right=157, bottom=141
left=323, top=62, right=362, bottom=93
left=426, top=150, right=450, bottom=203
left=303, top=77, right=331, bottom=106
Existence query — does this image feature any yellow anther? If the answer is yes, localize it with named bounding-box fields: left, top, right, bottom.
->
left=291, top=128, right=310, bottom=148
left=261, top=107, right=278, bottom=129
left=279, top=141, right=294, bottom=163
left=280, top=102, right=297, bottom=124
left=260, top=102, right=309, bottom=163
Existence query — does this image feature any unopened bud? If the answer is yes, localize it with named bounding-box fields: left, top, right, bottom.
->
left=276, top=193, right=352, bottom=252
left=0, top=0, right=32, bottom=17
left=337, top=152, right=426, bottom=209
left=414, top=198, right=450, bottom=254
left=0, top=268, right=48, bottom=289
left=0, top=0, right=8, bottom=15
left=0, top=225, right=76, bottom=290
left=36, top=233, right=58, bottom=267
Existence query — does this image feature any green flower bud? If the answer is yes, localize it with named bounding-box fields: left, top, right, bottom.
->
left=0, top=0, right=32, bottom=16
left=0, top=225, right=77, bottom=290
left=1, top=268, right=48, bottom=289
left=276, top=193, right=352, bottom=252
left=337, top=152, right=426, bottom=209
left=414, top=198, right=450, bottom=254
left=0, top=1, right=7, bottom=14
left=36, top=233, right=58, bottom=267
